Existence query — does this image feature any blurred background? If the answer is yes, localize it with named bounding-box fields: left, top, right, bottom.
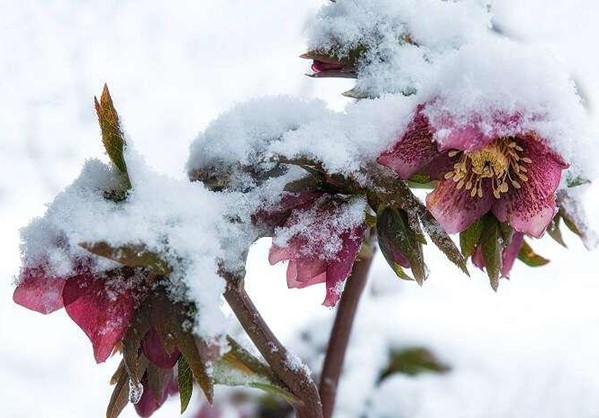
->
left=1, top=1, right=599, bottom=417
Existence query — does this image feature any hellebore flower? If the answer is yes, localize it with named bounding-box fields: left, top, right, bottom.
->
left=134, top=371, right=178, bottom=418
left=14, top=264, right=136, bottom=363
left=378, top=106, right=568, bottom=238
left=471, top=232, right=524, bottom=278
left=268, top=198, right=366, bottom=307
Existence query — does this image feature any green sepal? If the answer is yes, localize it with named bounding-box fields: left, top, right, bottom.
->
left=517, top=240, right=550, bottom=267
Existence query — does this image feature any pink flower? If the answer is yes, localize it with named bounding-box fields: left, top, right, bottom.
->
left=268, top=198, right=366, bottom=307
left=14, top=265, right=135, bottom=363
left=378, top=106, right=568, bottom=238
left=141, top=327, right=180, bottom=369
left=471, top=232, right=524, bottom=278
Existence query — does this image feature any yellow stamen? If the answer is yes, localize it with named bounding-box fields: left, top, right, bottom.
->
left=446, top=138, right=532, bottom=199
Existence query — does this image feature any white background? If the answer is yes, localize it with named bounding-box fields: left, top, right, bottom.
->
left=1, top=1, right=599, bottom=417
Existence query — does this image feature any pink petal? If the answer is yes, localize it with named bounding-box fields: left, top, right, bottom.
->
left=13, top=267, right=65, bottom=314
left=377, top=109, right=441, bottom=179
left=433, top=112, right=522, bottom=152
left=419, top=152, right=456, bottom=181
left=134, top=372, right=173, bottom=418
left=142, top=327, right=180, bottom=369
left=471, top=247, right=485, bottom=271
left=426, top=179, right=494, bottom=234
left=268, top=245, right=292, bottom=265
left=492, top=136, right=567, bottom=238
left=287, top=260, right=327, bottom=289
left=323, top=227, right=366, bottom=307
left=62, top=273, right=135, bottom=363
left=501, top=232, right=524, bottom=277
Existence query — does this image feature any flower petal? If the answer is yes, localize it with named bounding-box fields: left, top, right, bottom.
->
left=142, top=327, right=180, bottom=369
left=426, top=180, right=494, bottom=234
left=471, top=246, right=485, bottom=271
left=492, top=136, right=567, bottom=238
left=377, top=109, right=440, bottom=179
left=501, top=232, right=524, bottom=277
left=134, top=371, right=173, bottom=418
left=62, top=273, right=135, bottom=363
left=323, top=227, right=366, bottom=307
left=13, top=267, right=65, bottom=314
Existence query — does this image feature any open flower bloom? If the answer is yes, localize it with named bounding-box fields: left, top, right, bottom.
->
left=378, top=106, right=569, bottom=238
left=268, top=197, right=366, bottom=307
left=471, top=232, right=524, bottom=278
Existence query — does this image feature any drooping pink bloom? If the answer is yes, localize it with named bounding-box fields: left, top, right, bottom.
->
left=268, top=198, right=366, bottom=307
left=378, top=106, right=568, bottom=238
left=13, top=264, right=136, bottom=363
left=134, top=371, right=177, bottom=418
left=471, top=232, right=524, bottom=278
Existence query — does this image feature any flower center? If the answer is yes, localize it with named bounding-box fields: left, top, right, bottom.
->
left=444, top=139, right=532, bottom=199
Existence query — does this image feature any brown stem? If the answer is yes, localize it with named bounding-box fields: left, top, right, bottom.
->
left=223, top=274, right=323, bottom=418
left=319, top=248, right=375, bottom=418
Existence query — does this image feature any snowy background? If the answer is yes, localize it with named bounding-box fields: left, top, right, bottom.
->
left=1, top=1, right=599, bottom=417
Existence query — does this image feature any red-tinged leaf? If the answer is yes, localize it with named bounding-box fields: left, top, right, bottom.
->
left=95, top=85, right=129, bottom=181
left=106, top=364, right=130, bottom=418
left=62, top=273, right=135, bottom=363
left=377, top=207, right=427, bottom=285
left=177, top=357, right=194, bottom=414
left=517, top=240, right=550, bottom=267
left=151, top=293, right=213, bottom=402
left=420, top=210, right=468, bottom=275
left=13, top=267, right=65, bottom=314
left=79, top=242, right=170, bottom=276
left=122, top=304, right=152, bottom=386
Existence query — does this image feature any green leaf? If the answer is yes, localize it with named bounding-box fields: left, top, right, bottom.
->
left=379, top=347, right=450, bottom=382
left=517, top=240, right=550, bottom=267
left=177, top=357, right=194, bottom=414
left=283, top=176, right=322, bottom=193
left=407, top=174, right=435, bottom=189
left=547, top=218, right=567, bottom=248
left=566, top=173, right=591, bottom=188
left=460, top=218, right=483, bottom=257
left=79, top=242, right=170, bottom=276
left=212, top=349, right=299, bottom=405
left=95, top=85, right=130, bottom=186
left=420, top=211, right=468, bottom=275
left=480, top=216, right=501, bottom=290
left=377, top=207, right=427, bottom=285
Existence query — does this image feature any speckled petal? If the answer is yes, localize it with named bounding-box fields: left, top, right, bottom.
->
left=377, top=109, right=440, bottom=179
left=426, top=179, right=494, bottom=234
left=492, top=136, right=567, bottom=238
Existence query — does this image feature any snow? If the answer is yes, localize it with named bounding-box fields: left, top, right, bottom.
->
left=2, top=0, right=599, bottom=418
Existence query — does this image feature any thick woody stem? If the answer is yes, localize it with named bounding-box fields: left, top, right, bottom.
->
left=319, top=248, right=375, bottom=418
left=223, top=274, right=323, bottom=418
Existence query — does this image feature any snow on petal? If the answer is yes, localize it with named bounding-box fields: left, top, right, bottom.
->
left=62, top=273, right=135, bottom=363
left=13, top=267, right=65, bottom=315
